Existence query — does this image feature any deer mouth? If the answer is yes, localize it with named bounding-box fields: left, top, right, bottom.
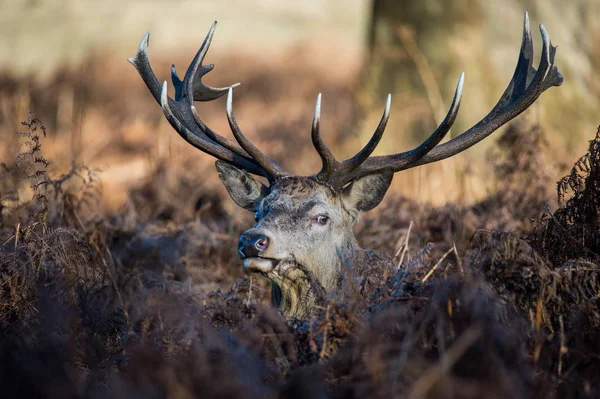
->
left=243, top=257, right=277, bottom=273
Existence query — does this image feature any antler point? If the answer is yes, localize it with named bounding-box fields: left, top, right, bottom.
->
left=226, top=87, right=234, bottom=115
left=313, top=94, right=322, bottom=122
left=455, top=74, right=465, bottom=101
left=523, top=12, right=532, bottom=36
left=140, top=32, right=150, bottom=50
left=160, top=81, right=169, bottom=107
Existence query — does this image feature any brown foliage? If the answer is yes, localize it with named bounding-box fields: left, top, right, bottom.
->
left=1, top=114, right=600, bottom=398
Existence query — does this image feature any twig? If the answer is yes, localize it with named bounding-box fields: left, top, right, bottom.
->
left=558, top=315, right=568, bottom=376
left=393, top=221, right=413, bottom=258
left=14, top=223, right=20, bottom=248
left=395, top=221, right=413, bottom=270
left=453, top=242, right=463, bottom=276
left=533, top=289, right=545, bottom=365
left=422, top=247, right=455, bottom=284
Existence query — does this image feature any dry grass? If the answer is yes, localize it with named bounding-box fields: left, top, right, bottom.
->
left=0, top=99, right=599, bottom=397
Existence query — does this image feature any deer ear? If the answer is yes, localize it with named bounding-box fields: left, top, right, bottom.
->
left=341, top=171, right=393, bottom=212
left=215, top=161, right=269, bottom=212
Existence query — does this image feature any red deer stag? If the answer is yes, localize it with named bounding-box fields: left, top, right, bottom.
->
left=129, top=13, right=562, bottom=320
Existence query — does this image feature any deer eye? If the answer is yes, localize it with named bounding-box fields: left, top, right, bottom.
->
left=315, top=215, right=329, bottom=225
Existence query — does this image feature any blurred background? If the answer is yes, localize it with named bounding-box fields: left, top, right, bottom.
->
left=1, top=0, right=599, bottom=212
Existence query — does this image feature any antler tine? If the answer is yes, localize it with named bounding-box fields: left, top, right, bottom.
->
left=322, top=74, right=463, bottom=188
left=349, top=73, right=462, bottom=180
left=311, top=93, right=336, bottom=176
left=340, top=93, right=392, bottom=172
left=226, top=88, right=288, bottom=180
left=129, top=23, right=272, bottom=178
left=159, top=82, right=265, bottom=175
left=190, top=105, right=249, bottom=159
left=326, top=12, right=561, bottom=188
left=176, top=22, right=253, bottom=159
left=171, top=64, right=184, bottom=100
left=128, top=32, right=162, bottom=104
left=401, top=13, right=562, bottom=165
left=181, top=21, right=233, bottom=102
left=397, top=73, right=464, bottom=164
left=314, top=93, right=392, bottom=182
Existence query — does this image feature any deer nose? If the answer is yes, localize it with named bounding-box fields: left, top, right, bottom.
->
left=238, top=233, right=269, bottom=258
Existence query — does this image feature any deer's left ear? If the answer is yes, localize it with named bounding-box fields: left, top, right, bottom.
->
left=341, top=171, right=393, bottom=212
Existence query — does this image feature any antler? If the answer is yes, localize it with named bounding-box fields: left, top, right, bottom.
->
left=128, top=22, right=285, bottom=181
left=314, top=12, right=563, bottom=190
left=131, top=14, right=561, bottom=192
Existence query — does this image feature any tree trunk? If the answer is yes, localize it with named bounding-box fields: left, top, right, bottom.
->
left=361, top=0, right=483, bottom=140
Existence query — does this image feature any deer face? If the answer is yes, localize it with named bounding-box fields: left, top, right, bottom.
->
left=216, top=161, right=393, bottom=293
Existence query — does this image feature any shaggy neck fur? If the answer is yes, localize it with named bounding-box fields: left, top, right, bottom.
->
left=267, top=261, right=326, bottom=321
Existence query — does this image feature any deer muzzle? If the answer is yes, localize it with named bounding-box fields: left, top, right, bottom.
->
left=238, top=231, right=276, bottom=272
left=239, top=231, right=269, bottom=255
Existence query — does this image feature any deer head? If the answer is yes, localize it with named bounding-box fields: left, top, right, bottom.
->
left=129, top=14, right=562, bottom=319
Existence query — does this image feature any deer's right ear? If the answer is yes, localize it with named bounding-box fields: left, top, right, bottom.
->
left=215, top=161, right=269, bottom=212
left=341, top=170, right=393, bottom=213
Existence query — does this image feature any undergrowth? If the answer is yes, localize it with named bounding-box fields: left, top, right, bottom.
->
left=0, top=116, right=599, bottom=398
